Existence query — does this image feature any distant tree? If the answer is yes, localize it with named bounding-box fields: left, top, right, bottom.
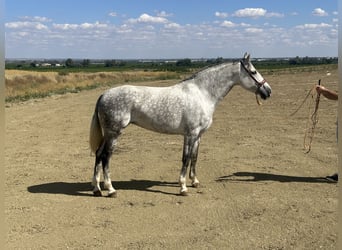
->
left=105, top=60, right=116, bottom=67
left=289, top=56, right=300, bottom=65
left=116, top=61, right=126, bottom=67
left=82, top=59, right=90, bottom=67
left=176, top=58, right=192, bottom=67
left=215, top=57, right=224, bottom=64
left=65, top=58, right=74, bottom=67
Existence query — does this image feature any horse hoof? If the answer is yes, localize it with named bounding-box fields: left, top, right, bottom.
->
left=108, top=191, right=117, bottom=198
left=180, top=190, right=189, bottom=196
left=93, top=190, right=102, bottom=197
left=192, top=182, right=200, bottom=188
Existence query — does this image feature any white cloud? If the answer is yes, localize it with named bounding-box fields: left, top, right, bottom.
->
left=215, top=12, right=229, bottom=18
left=233, top=8, right=267, bottom=18
left=240, top=23, right=251, bottom=27
left=245, top=28, right=263, bottom=33
left=108, top=12, right=117, bottom=17
left=116, top=24, right=132, bottom=33
left=164, top=22, right=181, bottom=29
left=21, top=16, right=52, bottom=22
left=5, top=21, right=48, bottom=30
left=53, top=23, right=79, bottom=30
left=266, top=12, right=284, bottom=18
left=232, top=8, right=283, bottom=19
left=18, top=31, right=30, bottom=37
left=312, top=8, right=328, bottom=17
left=296, top=23, right=332, bottom=29
left=156, top=11, right=173, bottom=17
left=129, top=13, right=168, bottom=24
left=220, top=20, right=236, bottom=28
left=80, top=22, right=108, bottom=29
left=53, top=22, right=108, bottom=30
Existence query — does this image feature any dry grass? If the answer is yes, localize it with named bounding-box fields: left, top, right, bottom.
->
left=5, top=70, right=179, bottom=102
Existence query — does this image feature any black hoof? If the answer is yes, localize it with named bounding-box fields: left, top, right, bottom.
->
left=93, top=190, right=102, bottom=197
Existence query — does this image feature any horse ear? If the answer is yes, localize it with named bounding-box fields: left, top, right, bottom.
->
left=243, top=52, right=250, bottom=62
left=243, top=52, right=251, bottom=62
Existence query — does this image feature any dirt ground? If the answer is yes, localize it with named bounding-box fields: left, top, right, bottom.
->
left=5, top=66, right=338, bottom=249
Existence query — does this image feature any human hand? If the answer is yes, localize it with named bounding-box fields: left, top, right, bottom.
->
left=315, top=85, right=326, bottom=95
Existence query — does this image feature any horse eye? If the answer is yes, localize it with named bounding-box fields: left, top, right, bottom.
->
left=251, top=70, right=257, bottom=75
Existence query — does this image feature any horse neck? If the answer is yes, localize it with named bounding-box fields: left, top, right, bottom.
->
left=194, top=63, right=240, bottom=105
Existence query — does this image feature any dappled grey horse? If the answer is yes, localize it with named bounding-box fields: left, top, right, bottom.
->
left=89, top=53, right=272, bottom=197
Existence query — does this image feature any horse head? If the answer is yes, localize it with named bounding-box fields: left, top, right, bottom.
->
left=239, top=53, right=272, bottom=100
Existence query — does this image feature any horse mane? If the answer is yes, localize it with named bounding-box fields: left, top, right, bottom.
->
left=180, top=60, right=238, bottom=83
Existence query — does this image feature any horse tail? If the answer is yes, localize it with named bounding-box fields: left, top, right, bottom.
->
left=89, top=95, right=104, bottom=154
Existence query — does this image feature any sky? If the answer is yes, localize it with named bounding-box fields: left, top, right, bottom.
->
left=4, top=0, right=339, bottom=59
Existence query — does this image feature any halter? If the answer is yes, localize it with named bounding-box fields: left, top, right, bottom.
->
left=240, top=60, right=266, bottom=88
left=240, top=60, right=267, bottom=105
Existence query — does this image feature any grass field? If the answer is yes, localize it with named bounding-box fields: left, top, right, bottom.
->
left=5, top=70, right=180, bottom=102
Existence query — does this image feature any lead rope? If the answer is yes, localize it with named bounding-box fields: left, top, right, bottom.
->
left=303, top=79, right=321, bottom=153
left=256, top=93, right=262, bottom=105
left=290, top=79, right=321, bottom=153
left=289, top=86, right=315, bottom=117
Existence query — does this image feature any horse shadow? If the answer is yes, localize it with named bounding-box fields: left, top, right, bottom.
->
left=27, top=179, right=180, bottom=197
left=28, top=172, right=334, bottom=197
left=216, top=171, right=336, bottom=184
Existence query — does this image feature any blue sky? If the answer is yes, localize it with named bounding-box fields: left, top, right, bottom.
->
left=5, top=1, right=338, bottom=59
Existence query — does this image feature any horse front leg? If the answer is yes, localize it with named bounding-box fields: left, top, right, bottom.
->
left=189, top=138, right=200, bottom=188
left=179, top=138, right=191, bottom=195
left=179, top=136, right=199, bottom=195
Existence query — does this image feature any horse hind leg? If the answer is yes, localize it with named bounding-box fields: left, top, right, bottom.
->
left=101, top=135, right=119, bottom=198
left=92, top=134, right=119, bottom=197
left=92, top=142, right=106, bottom=197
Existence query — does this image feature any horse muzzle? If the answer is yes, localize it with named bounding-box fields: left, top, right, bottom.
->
left=257, top=83, right=272, bottom=100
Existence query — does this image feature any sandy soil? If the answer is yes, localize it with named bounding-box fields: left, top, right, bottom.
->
left=5, top=67, right=338, bottom=249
